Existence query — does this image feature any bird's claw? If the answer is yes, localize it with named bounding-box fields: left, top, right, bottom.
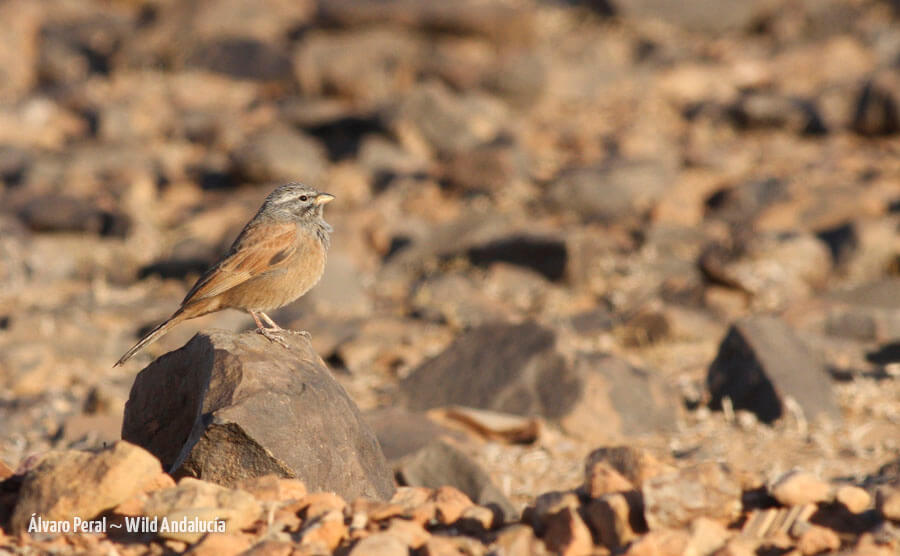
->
left=257, top=327, right=291, bottom=349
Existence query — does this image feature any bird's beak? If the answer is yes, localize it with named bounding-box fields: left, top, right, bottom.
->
left=316, top=193, right=335, bottom=206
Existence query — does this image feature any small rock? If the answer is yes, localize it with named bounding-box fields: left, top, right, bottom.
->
left=527, top=491, right=581, bottom=535
left=186, top=37, right=293, bottom=82
left=297, top=508, right=347, bottom=552
left=386, top=81, right=508, bottom=156
left=467, top=234, right=568, bottom=282
left=728, top=91, right=826, bottom=135
left=770, top=471, right=832, bottom=507
left=382, top=518, right=430, bottom=549
left=852, top=73, right=900, bottom=136
left=826, top=279, right=900, bottom=343
left=231, top=124, right=329, bottom=186
left=796, top=524, right=840, bottom=555
left=836, top=485, right=871, bottom=514
left=642, top=462, right=742, bottom=530
left=460, top=505, right=497, bottom=531
left=493, top=524, right=547, bottom=555
left=700, top=232, right=832, bottom=311
left=142, top=478, right=262, bottom=543
left=542, top=507, right=594, bottom=556
left=186, top=533, right=253, bottom=556
left=348, top=533, right=408, bottom=556
left=411, top=273, right=513, bottom=328
left=876, top=487, right=900, bottom=521
left=616, top=0, right=769, bottom=33
left=442, top=142, right=528, bottom=193
left=431, top=486, right=475, bottom=525
left=707, top=316, right=840, bottom=424
left=298, top=492, right=348, bottom=520
left=122, top=329, right=394, bottom=501
left=584, top=446, right=670, bottom=488
left=18, top=195, right=130, bottom=237
left=294, top=28, right=421, bottom=104
left=549, top=159, right=672, bottom=224
left=11, top=441, right=163, bottom=532
left=482, top=51, right=546, bottom=107
left=713, top=537, right=760, bottom=556
left=318, top=0, right=535, bottom=44
left=624, top=529, right=690, bottom=556
left=686, top=517, right=730, bottom=555
left=584, top=460, right=635, bottom=498
left=0, top=0, right=41, bottom=101
left=583, top=492, right=645, bottom=550
left=441, top=406, right=541, bottom=444
left=396, top=441, right=516, bottom=521
left=237, top=475, right=307, bottom=502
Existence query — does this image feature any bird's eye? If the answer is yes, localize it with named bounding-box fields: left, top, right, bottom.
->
left=299, top=195, right=308, bottom=202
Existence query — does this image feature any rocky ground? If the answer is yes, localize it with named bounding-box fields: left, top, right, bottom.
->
left=1, top=0, right=900, bottom=554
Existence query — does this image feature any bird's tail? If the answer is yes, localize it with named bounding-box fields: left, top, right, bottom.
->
left=114, top=310, right=185, bottom=367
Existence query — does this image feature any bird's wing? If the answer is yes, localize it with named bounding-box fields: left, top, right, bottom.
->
left=181, top=221, right=297, bottom=304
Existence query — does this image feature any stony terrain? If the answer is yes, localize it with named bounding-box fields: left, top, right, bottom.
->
left=1, top=0, right=900, bottom=554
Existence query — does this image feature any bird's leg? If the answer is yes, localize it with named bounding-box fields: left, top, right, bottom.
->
left=259, top=312, right=283, bottom=330
left=260, top=311, right=311, bottom=339
left=251, top=310, right=290, bottom=348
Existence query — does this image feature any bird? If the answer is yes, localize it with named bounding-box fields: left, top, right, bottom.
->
left=115, top=183, right=334, bottom=366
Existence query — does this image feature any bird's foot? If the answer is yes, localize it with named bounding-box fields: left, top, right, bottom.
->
left=256, top=326, right=291, bottom=349
left=288, top=329, right=311, bottom=339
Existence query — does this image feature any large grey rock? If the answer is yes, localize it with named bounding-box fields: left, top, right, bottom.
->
left=122, top=329, right=395, bottom=501
left=400, top=323, right=680, bottom=442
left=399, top=322, right=578, bottom=418
left=706, top=316, right=840, bottom=424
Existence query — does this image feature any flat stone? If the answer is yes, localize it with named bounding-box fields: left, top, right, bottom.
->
left=707, top=316, right=840, bottom=424
left=770, top=470, right=831, bottom=507
left=122, top=329, right=394, bottom=501
left=835, top=485, right=871, bottom=514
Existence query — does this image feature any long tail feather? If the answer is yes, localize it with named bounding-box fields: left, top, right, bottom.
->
left=114, top=311, right=184, bottom=367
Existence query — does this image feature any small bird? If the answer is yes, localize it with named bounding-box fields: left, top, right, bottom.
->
left=115, top=183, right=334, bottom=366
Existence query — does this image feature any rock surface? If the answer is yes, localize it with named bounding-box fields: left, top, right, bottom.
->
left=122, top=329, right=394, bottom=501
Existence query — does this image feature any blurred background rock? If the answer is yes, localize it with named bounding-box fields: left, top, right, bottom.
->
left=1, top=0, right=899, bottom=513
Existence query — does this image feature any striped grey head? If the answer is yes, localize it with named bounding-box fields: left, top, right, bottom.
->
left=262, top=183, right=335, bottom=223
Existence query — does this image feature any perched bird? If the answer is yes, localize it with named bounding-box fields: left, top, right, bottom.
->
left=115, top=183, right=334, bottom=366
